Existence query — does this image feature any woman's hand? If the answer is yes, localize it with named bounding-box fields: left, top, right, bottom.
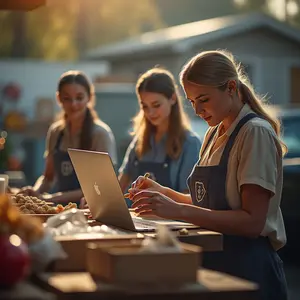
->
left=17, top=186, right=41, bottom=198
left=79, top=197, right=89, bottom=209
left=131, top=190, right=183, bottom=220
left=126, top=176, right=166, bottom=199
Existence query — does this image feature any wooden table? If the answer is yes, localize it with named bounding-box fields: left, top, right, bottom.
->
left=0, top=281, right=55, bottom=300
left=34, top=269, right=258, bottom=300
left=126, top=209, right=223, bottom=252
left=88, top=218, right=223, bottom=252
left=145, top=228, right=223, bottom=252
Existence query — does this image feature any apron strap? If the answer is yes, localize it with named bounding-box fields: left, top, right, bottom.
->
left=164, top=155, right=171, bottom=165
left=219, top=113, right=258, bottom=167
left=55, top=131, right=64, bottom=151
left=198, top=126, right=218, bottom=162
left=174, top=151, right=186, bottom=192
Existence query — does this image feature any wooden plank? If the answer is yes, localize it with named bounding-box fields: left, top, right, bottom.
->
left=34, top=269, right=258, bottom=300
left=145, top=229, right=223, bottom=252
left=88, top=218, right=223, bottom=252
left=0, top=281, right=55, bottom=300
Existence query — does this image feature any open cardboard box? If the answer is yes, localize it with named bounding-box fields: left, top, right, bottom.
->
left=53, top=234, right=144, bottom=272
left=86, top=240, right=202, bottom=285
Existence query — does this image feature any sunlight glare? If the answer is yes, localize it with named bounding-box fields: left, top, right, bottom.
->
left=234, top=0, right=247, bottom=6
left=287, top=1, right=299, bottom=17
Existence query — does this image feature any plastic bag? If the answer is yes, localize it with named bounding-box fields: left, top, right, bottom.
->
left=139, top=224, right=182, bottom=253
left=45, top=208, right=119, bottom=236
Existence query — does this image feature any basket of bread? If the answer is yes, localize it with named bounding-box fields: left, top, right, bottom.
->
left=10, top=194, right=78, bottom=221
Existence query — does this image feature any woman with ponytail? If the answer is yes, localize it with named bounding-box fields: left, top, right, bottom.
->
left=19, top=71, right=117, bottom=205
left=129, top=51, right=288, bottom=299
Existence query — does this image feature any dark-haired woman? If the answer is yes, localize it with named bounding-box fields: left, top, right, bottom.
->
left=19, top=70, right=117, bottom=205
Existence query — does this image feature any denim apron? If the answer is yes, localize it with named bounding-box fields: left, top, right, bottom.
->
left=53, top=131, right=81, bottom=204
left=134, top=155, right=183, bottom=191
left=187, top=113, right=288, bottom=300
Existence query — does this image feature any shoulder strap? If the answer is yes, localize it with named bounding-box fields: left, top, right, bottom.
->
left=200, top=126, right=218, bottom=159
left=54, top=130, right=64, bottom=150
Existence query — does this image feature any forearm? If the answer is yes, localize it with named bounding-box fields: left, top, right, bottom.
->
left=33, top=175, right=53, bottom=194
left=164, top=187, right=193, bottom=204
left=44, top=189, right=83, bottom=204
left=118, top=173, right=132, bottom=193
left=179, top=204, right=263, bottom=237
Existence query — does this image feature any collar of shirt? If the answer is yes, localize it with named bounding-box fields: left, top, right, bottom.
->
left=221, top=104, right=253, bottom=137
left=61, top=124, right=83, bottom=147
left=150, top=133, right=167, bottom=148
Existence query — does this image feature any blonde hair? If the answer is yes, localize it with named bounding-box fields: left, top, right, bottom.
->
left=180, top=50, right=287, bottom=155
left=132, top=67, right=191, bottom=160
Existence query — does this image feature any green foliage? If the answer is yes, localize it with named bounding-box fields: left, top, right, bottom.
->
left=0, top=0, right=164, bottom=60
left=0, top=0, right=299, bottom=61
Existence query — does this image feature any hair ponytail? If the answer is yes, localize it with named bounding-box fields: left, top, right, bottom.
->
left=80, top=108, right=94, bottom=150
left=239, top=80, right=287, bottom=155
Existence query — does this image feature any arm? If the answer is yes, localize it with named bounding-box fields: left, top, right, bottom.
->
left=33, top=155, right=55, bottom=193
left=178, top=125, right=279, bottom=236
left=44, top=189, right=83, bottom=204
left=93, top=124, right=118, bottom=166
left=179, top=184, right=271, bottom=237
left=134, top=124, right=280, bottom=237
left=37, top=154, right=83, bottom=203
left=118, top=138, right=137, bottom=193
left=20, top=126, right=56, bottom=195
left=177, top=133, right=202, bottom=195
left=164, top=187, right=193, bottom=204
left=34, top=123, right=58, bottom=193
left=118, top=173, right=132, bottom=193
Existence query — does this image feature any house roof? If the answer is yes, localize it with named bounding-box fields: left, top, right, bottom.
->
left=85, top=12, right=300, bottom=60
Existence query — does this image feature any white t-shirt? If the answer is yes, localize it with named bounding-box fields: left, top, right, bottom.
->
left=199, top=104, right=286, bottom=250
left=44, top=119, right=118, bottom=165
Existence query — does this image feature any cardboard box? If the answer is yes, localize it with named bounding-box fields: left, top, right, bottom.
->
left=86, top=241, right=202, bottom=284
left=53, top=234, right=144, bottom=272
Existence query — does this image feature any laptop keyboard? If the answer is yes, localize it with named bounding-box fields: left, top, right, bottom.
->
left=130, top=212, right=200, bottom=231
left=132, top=217, right=156, bottom=229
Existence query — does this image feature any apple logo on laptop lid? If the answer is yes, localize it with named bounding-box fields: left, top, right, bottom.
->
left=94, top=182, right=101, bottom=196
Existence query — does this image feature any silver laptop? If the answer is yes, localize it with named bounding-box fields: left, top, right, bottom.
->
left=68, top=149, right=199, bottom=232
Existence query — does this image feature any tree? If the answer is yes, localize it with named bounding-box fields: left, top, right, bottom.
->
left=233, top=0, right=300, bottom=27
left=0, top=0, right=164, bottom=60
left=0, top=12, right=13, bottom=57
left=85, top=0, right=164, bottom=51
left=11, top=12, right=27, bottom=58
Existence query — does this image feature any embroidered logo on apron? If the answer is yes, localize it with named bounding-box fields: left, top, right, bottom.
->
left=195, top=181, right=206, bottom=202
left=61, top=161, right=74, bottom=176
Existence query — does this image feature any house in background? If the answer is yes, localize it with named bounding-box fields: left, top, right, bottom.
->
left=86, top=12, right=300, bottom=106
